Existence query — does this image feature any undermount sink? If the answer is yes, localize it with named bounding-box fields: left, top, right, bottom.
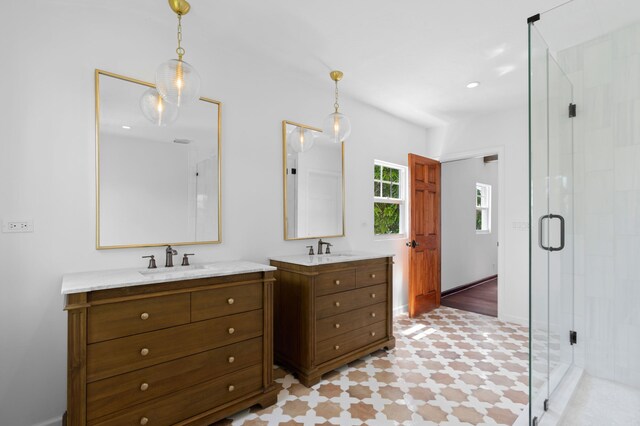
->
left=139, top=264, right=207, bottom=276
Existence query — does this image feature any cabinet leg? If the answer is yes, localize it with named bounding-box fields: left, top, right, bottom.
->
left=297, top=372, right=323, bottom=388
left=256, top=388, right=278, bottom=409
left=384, top=337, right=396, bottom=351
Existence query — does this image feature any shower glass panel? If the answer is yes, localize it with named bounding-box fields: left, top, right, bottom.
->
left=528, top=22, right=574, bottom=424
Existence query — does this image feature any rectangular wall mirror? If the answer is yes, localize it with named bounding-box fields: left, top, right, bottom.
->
left=96, top=70, right=221, bottom=249
left=282, top=120, right=345, bottom=240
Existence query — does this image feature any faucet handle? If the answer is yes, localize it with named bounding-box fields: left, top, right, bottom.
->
left=181, top=253, right=194, bottom=266
left=325, top=243, right=332, bottom=255
left=306, top=245, right=315, bottom=256
left=142, top=255, right=157, bottom=269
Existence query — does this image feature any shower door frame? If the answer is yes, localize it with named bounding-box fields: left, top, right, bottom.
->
left=528, top=19, right=576, bottom=425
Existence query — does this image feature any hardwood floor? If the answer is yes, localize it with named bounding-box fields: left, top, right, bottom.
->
left=440, top=278, right=497, bottom=317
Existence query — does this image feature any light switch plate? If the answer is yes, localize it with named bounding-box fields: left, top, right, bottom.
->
left=2, top=220, right=34, bottom=233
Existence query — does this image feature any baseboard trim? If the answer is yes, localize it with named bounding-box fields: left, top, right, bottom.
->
left=393, top=304, right=408, bottom=316
left=441, top=275, right=497, bottom=298
left=32, top=416, right=62, bottom=426
left=499, top=313, right=528, bottom=326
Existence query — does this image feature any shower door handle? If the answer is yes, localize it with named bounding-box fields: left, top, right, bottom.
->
left=549, top=214, right=565, bottom=252
left=538, top=215, right=551, bottom=251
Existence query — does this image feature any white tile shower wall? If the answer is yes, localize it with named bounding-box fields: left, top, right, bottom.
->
left=0, top=3, right=440, bottom=425
left=559, top=22, right=640, bottom=389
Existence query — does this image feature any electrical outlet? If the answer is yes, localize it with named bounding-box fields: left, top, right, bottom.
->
left=2, top=220, right=34, bottom=233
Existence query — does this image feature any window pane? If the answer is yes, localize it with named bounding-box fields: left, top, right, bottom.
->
left=374, top=203, right=400, bottom=235
left=374, top=165, right=381, bottom=180
left=382, top=183, right=391, bottom=197
left=390, top=168, right=400, bottom=183
left=476, top=209, right=482, bottom=230
left=382, top=167, right=391, bottom=182
left=391, top=184, right=400, bottom=199
left=374, top=181, right=381, bottom=197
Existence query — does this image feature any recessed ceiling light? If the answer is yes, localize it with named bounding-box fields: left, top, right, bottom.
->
left=122, top=125, right=131, bottom=129
left=466, top=81, right=480, bottom=89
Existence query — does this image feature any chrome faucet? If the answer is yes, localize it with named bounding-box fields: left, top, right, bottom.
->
left=165, top=245, right=178, bottom=267
left=317, top=239, right=332, bottom=255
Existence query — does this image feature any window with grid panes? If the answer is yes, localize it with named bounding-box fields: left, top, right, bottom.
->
left=373, top=161, right=407, bottom=235
left=476, top=183, right=491, bottom=233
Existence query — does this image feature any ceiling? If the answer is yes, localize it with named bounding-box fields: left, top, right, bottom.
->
left=88, top=0, right=640, bottom=128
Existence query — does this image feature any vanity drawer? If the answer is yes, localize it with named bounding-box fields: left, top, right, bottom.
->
left=316, top=321, right=387, bottom=365
left=356, top=265, right=388, bottom=288
left=90, top=364, right=263, bottom=426
left=192, top=282, right=262, bottom=322
left=316, top=283, right=387, bottom=319
left=87, top=293, right=190, bottom=343
left=315, top=269, right=356, bottom=296
left=316, top=302, right=387, bottom=342
left=87, top=337, right=263, bottom=420
left=87, top=309, right=263, bottom=382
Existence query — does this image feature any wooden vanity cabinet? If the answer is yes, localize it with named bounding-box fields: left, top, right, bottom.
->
left=270, top=257, right=395, bottom=387
left=65, top=271, right=277, bottom=426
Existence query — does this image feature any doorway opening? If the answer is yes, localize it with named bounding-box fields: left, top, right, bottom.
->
left=439, top=153, right=501, bottom=317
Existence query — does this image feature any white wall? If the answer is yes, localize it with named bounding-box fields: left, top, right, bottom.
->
left=558, top=22, right=640, bottom=389
left=434, top=105, right=529, bottom=325
left=441, top=157, right=499, bottom=292
left=0, top=2, right=435, bottom=425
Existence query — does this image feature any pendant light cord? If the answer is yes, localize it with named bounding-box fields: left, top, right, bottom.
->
left=334, top=81, right=340, bottom=113
left=176, top=14, right=185, bottom=60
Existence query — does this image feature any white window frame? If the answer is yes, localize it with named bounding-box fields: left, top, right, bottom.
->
left=373, top=160, right=408, bottom=239
left=476, top=182, right=491, bottom=234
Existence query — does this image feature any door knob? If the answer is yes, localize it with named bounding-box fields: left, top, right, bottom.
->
left=405, top=240, right=419, bottom=248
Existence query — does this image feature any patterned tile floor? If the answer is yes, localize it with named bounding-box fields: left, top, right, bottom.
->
left=215, top=306, right=529, bottom=425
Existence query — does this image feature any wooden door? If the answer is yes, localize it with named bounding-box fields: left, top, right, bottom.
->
left=407, top=154, right=441, bottom=317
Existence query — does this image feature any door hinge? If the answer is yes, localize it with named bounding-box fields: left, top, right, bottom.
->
left=532, top=416, right=539, bottom=426
left=570, top=330, right=577, bottom=345
left=569, top=103, right=577, bottom=118
left=544, top=398, right=549, bottom=411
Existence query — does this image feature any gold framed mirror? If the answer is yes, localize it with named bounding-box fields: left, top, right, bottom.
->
left=282, top=120, right=345, bottom=240
left=95, top=69, right=222, bottom=249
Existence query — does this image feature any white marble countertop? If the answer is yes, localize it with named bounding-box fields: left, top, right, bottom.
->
left=61, top=260, right=276, bottom=295
left=269, top=251, right=394, bottom=267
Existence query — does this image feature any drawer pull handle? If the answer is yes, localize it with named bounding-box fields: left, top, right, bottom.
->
left=140, top=383, right=149, bottom=391
left=371, top=331, right=376, bottom=337
left=335, top=323, right=340, bottom=329
left=334, top=345, right=340, bottom=350
left=227, top=298, right=235, bottom=305
left=335, top=280, right=341, bottom=285
left=140, top=348, right=150, bottom=356
left=228, top=356, right=235, bottom=363
left=140, top=417, right=149, bottom=425
left=140, top=312, right=149, bottom=320
left=228, top=327, right=235, bottom=334
left=335, top=301, right=340, bottom=307
left=371, top=293, right=376, bottom=299
left=371, top=312, right=376, bottom=318
left=228, top=385, right=235, bottom=392
left=371, top=274, right=376, bottom=279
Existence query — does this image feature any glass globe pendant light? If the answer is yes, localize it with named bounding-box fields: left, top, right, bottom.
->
left=288, top=126, right=316, bottom=153
left=322, top=70, right=351, bottom=144
left=156, top=0, right=201, bottom=107
left=140, top=88, right=179, bottom=126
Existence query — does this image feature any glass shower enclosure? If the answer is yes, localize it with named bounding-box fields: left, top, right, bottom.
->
left=528, top=20, right=575, bottom=425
